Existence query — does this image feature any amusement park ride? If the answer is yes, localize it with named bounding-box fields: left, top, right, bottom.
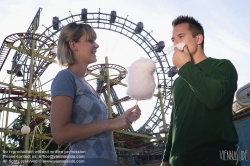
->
left=0, top=8, right=178, bottom=165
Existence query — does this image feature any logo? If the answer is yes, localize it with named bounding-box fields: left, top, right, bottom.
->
left=219, top=146, right=248, bottom=165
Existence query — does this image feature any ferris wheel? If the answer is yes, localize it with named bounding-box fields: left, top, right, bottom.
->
left=0, top=8, right=177, bottom=155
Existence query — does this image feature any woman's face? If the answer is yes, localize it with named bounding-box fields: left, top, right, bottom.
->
left=73, top=34, right=99, bottom=65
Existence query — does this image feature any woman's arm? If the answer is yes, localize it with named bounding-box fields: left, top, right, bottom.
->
left=50, top=96, right=140, bottom=144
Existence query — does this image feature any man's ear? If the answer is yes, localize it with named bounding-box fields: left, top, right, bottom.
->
left=196, top=34, right=203, bottom=45
left=68, top=40, right=78, bottom=51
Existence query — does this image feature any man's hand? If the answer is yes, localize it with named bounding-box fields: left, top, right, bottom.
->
left=172, top=45, right=191, bottom=68
left=160, top=162, right=170, bottom=166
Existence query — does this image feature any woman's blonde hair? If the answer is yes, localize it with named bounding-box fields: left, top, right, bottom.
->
left=57, top=23, right=97, bottom=67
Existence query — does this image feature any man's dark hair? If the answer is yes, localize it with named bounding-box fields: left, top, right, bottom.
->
left=172, top=15, right=204, bottom=49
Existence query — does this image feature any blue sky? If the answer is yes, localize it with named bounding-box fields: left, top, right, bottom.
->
left=0, top=0, right=249, bottom=130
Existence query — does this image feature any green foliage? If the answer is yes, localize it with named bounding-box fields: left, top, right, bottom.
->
left=7, top=114, right=25, bottom=151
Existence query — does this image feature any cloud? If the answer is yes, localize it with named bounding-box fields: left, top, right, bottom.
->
left=216, top=28, right=250, bottom=56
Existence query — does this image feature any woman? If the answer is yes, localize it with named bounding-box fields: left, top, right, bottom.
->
left=50, top=22, right=141, bottom=165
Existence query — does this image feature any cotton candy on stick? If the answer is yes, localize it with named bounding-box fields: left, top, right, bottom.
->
left=126, top=57, right=156, bottom=105
left=164, top=42, right=186, bottom=55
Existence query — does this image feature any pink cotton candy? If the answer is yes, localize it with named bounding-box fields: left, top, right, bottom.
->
left=126, top=57, right=156, bottom=100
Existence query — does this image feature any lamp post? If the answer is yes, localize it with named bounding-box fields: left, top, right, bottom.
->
left=21, top=125, right=30, bottom=151
left=21, top=126, right=30, bottom=166
left=21, top=126, right=31, bottom=152
left=21, top=126, right=31, bottom=135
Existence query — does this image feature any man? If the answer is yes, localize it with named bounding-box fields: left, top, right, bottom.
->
left=161, top=16, right=240, bottom=166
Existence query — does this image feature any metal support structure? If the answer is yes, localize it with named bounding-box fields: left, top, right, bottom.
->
left=104, top=56, right=114, bottom=143
left=158, top=88, right=167, bottom=139
left=105, top=57, right=112, bottom=119
left=24, top=17, right=38, bottom=153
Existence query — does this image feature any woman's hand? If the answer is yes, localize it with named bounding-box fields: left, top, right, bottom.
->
left=124, top=105, right=141, bottom=122
left=108, top=105, right=141, bottom=130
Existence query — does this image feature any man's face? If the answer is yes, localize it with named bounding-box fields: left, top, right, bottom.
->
left=171, top=23, right=199, bottom=55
